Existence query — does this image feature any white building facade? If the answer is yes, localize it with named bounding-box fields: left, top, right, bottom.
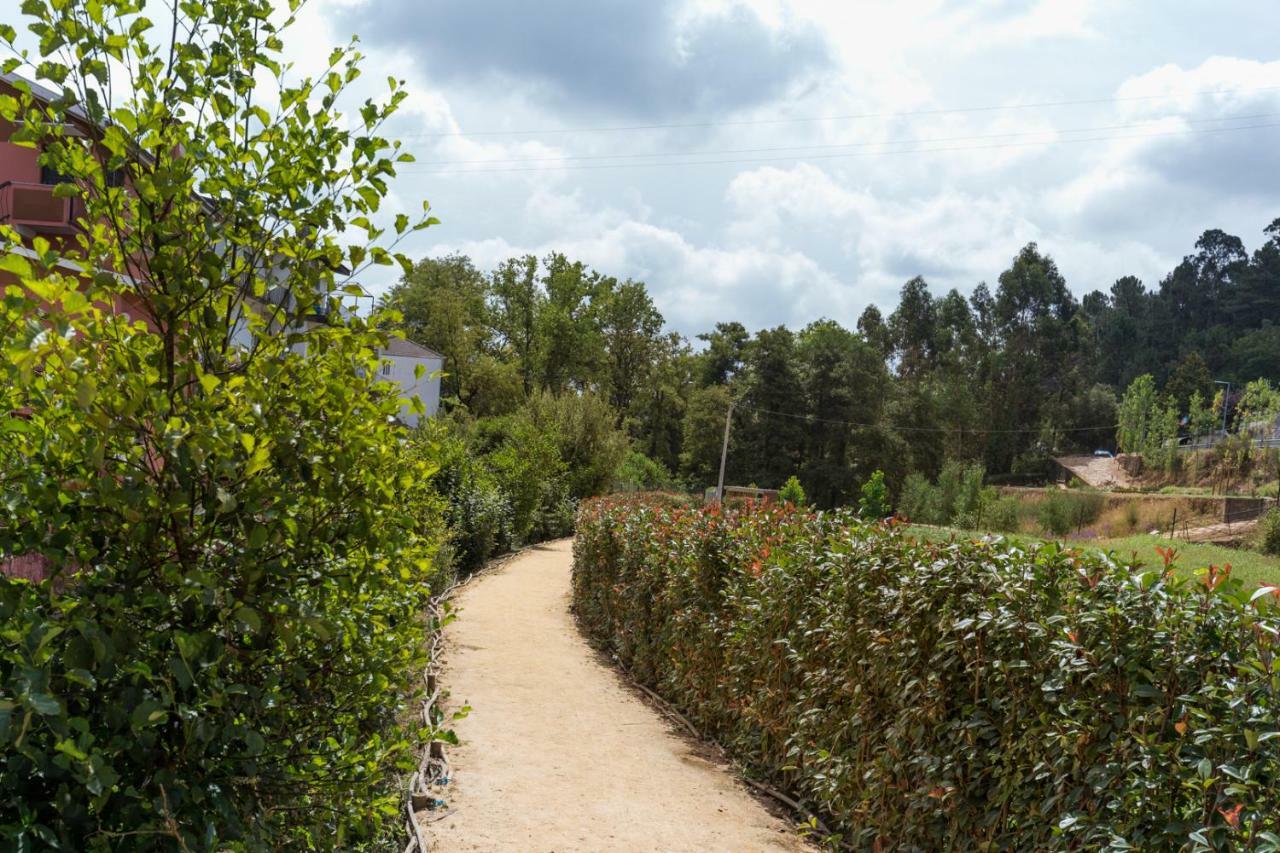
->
left=377, top=337, right=444, bottom=426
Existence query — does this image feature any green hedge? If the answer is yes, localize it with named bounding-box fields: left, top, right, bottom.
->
left=1, top=301, right=445, bottom=848
left=573, top=496, right=1280, bottom=849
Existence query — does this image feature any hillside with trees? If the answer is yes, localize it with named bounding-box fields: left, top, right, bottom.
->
left=387, top=218, right=1280, bottom=507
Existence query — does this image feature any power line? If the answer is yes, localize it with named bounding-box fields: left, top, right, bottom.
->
left=415, top=111, right=1280, bottom=168
left=737, top=402, right=1116, bottom=435
left=405, top=85, right=1280, bottom=139
left=408, top=118, right=1280, bottom=175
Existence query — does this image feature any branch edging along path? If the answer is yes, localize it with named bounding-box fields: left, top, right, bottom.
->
left=426, top=538, right=815, bottom=852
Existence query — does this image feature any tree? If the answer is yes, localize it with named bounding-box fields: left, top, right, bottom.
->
left=735, top=326, right=806, bottom=489
left=696, top=321, right=749, bottom=386
left=984, top=244, right=1083, bottom=470
left=1187, top=391, right=1218, bottom=438
left=680, top=385, right=734, bottom=489
left=888, top=276, right=937, bottom=378
left=381, top=254, right=491, bottom=404
left=857, top=304, right=892, bottom=357
left=1230, top=218, right=1280, bottom=326
left=1235, top=379, right=1280, bottom=432
left=0, top=0, right=442, bottom=845
left=597, top=279, right=664, bottom=425
left=1117, top=375, right=1161, bottom=455
left=491, top=254, right=543, bottom=395
left=1163, top=352, right=1213, bottom=411
left=796, top=320, right=888, bottom=507
left=858, top=470, right=889, bottom=519
left=632, top=332, right=695, bottom=472
left=537, top=253, right=604, bottom=394
left=933, top=289, right=978, bottom=370
left=779, top=475, right=807, bottom=506
left=1229, top=323, right=1280, bottom=384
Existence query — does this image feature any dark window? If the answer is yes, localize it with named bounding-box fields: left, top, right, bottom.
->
left=105, top=168, right=125, bottom=188
left=39, top=164, right=72, bottom=185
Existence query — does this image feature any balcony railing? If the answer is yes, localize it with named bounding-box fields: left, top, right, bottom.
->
left=0, top=180, right=80, bottom=234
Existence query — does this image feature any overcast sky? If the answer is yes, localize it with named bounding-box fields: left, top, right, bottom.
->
left=53, top=1, right=1280, bottom=335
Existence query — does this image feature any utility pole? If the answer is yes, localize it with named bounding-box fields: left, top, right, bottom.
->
left=716, top=400, right=735, bottom=503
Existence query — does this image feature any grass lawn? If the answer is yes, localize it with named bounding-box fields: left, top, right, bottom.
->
left=906, top=525, right=1280, bottom=588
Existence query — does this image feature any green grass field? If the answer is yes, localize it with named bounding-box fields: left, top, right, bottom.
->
left=906, top=526, right=1280, bottom=588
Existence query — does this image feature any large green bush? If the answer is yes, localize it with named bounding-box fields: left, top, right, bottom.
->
left=422, top=424, right=515, bottom=574
left=614, top=450, right=677, bottom=492
left=0, top=1, right=445, bottom=846
left=574, top=497, right=1280, bottom=849
left=1036, top=489, right=1106, bottom=536
left=419, top=391, right=628, bottom=575
left=897, top=461, right=993, bottom=527
left=1259, top=508, right=1280, bottom=557
left=0, top=288, right=445, bottom=847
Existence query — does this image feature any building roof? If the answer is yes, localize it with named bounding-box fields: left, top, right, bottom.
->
left=381, top=335, right=445, bottom=361
left=1, top=72, right=89, bottom=122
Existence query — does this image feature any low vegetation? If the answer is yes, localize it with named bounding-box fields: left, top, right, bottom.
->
left=575, top=496, right=1280, bottom=848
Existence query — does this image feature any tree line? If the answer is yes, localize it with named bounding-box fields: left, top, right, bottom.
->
left=384, top=217, right=1280, bottom=507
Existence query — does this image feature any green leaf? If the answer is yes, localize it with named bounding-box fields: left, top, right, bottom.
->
left=28, top=692, right=61, bottom=716
left=130, top=700, right=167, bottom=729
left=233, top=606, right=262, bottom=633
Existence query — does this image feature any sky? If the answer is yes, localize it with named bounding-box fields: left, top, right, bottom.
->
left=18, top=0, right=1280, bottom=337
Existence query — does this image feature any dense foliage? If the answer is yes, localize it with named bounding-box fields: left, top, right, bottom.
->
left=575, top=497, right=1280, bottom=849
left=389, top=217, right=1280, bottom=506
left=1, top=1, right=444, bottom=847
left=418, top=392, right=629, bottom=574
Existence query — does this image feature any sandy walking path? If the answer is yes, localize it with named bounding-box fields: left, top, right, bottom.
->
left=424, top=539, right=811, bottom=852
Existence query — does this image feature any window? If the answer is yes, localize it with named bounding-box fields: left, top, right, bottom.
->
left=381, top=362, right=392, bottom=376
left=39, top=164, right=72, bottom=185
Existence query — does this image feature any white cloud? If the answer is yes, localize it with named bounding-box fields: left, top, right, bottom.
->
left=297, top=0, right=1280, bottom=334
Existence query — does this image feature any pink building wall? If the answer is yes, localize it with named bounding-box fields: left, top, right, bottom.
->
left=0, top=119, right=41, bottom=183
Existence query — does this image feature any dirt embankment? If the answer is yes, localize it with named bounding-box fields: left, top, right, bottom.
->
left=1055, top=455, right=1137, bottom=489
left=422, top=539, right=811, bottom=852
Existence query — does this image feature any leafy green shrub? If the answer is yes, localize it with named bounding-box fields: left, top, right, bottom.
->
left=898, top=472, right=941, bottom=524
left=0, top=298, right=445, bottom=847
left=522, top=391, right=629, bottom=500
left=1125, top=500, right=1142, bottom=532
left=857, top=470, right=887, bottom=518
left=422, top=393, right=628, bottom=574
left=779, top=475, right=807, bottom=506
left=485, top=420, right=566, bottom=543
left=1259, top=508, right=1280, bottom=556
left=574, top=498, right=1280, bottom=848
left=0, top=2, right=448, bottom=845
left=614, top=451, right=677, bottom=492
left=897, top=462, right=987, bottom=526
left=424, top=427, right=515, bottom=574
left=983, top=495, right=1023, bottom=532
left=533, top=480, right=577, bottom=541
left=1037, top=490, right=1106, bottom=536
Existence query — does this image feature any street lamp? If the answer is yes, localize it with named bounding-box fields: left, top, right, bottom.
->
left=1213, top=380, right=1231, bottom=435
left=716, top=400, right=735, bottom=502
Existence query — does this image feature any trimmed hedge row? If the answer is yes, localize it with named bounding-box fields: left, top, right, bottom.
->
left=572, top=496, right=1280, bottom=850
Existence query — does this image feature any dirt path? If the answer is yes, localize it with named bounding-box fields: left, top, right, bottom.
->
left=423, top=539, right=811, bottom=852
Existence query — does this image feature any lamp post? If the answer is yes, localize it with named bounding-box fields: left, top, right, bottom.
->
left=716, top=400, right=735, bottom=503
left=1214, top=380, right=1231, bottom=435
